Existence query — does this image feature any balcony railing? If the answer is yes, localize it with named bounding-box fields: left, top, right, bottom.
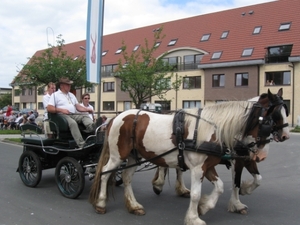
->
left=101, top=62, right=201, bottom=77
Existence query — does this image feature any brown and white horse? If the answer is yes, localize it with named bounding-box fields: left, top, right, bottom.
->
left=152, top=88, right=290, bottom=215
left=89, top=89, right=286, bottom=225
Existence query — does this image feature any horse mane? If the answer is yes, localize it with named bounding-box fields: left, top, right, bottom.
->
left=184, top=101, right=253, bottom=149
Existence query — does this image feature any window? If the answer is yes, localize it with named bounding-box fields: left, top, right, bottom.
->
left=200, top=34, right=210, bottom=41
left=38, top=87, right=44, bottom=95
left=235, top=73, right=249, bottom=86
left=242, top=48, right=253, bottom=57
left=89, top=101, right=95, bottom=108
left=103, top=82, right=115, bottom=92
left=14, top=89, right=20, bottom=96
left=211, top=51, right=222, bottom=59
left=265, top=71, right=291, bottom=86
left=115, top=48, right=122, bottom=54
left=221, top=31, right=229, bottom=39
left=183, top=101, right=201, bottom=109
left=102, top=51, right=108, bottom=56
left=103, top=101, right=114, bottom=110
left=266, top=45, right=293, bottom=63
left=28, top=88, right=33, bottom=95
left=253, top=26, right=261, bottom=34
left=124, top=101, right=131, bottom=111
left=38, top=102, right=43, bottom=110
left=154, top=42, right=161, bottom=48
left=279, top=23, right=291, bottom=31
left=162, top=57, right=178, bottom=71
left=22, top=89, right=26, bottom=96
left=155, top=78, right=171, bottom=90
left=102, top=64, right=118, bottom=76
left=133, top=45, right=140, bottom=52
left=212, top=74, right=225, bottom=87
left=168, top=39, right=177, bottom=46
left=183, top=54, right=203, bottom=70
left=183, top=76, right=201, bottom=89
left=85, top=85, right=95, bottom=93
left=155, top=101, right=170, bottom=111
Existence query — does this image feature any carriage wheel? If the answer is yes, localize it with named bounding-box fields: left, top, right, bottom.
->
left=18, top=151, right=42, bottom=187
left=55, top=157, right=85, bottom=199
left=115, top=161, right=126, bottom=186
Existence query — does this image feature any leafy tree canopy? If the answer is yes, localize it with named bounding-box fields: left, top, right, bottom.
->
left=0, top=93, right=12, bottom=109
left=13, top=34, right=92, bottom=90
left=115, top=27, right=181, bottom=108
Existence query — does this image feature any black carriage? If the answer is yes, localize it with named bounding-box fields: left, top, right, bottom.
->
left=17, top=113, right=123, bottom=199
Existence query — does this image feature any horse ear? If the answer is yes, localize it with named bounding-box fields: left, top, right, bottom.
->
left=267, top=89, right=273, bottom=100
left=277, top=88, right=283, bottom=97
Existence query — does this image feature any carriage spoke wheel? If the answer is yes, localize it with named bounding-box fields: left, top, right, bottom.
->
left=55, top=157, right=84, bottom=199
left=18, top=151, right=42, bottom=187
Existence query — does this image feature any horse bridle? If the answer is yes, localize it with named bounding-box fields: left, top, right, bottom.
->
left=253, top=95, right=289, bottom=147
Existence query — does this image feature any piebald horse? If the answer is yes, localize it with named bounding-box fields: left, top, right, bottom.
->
left=89, top=88, right=286, bottom=225
left=152, top=88, right=290, bottom=215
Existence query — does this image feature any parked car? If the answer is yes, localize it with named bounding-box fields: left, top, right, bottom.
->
left=19, top=109, right=39, bottom=118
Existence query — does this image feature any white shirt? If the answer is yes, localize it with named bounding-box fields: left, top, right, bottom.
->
left=43, top=93, right=51, bottom=120
left=48, top=89, right=78, bottom=114
left=79, top=103, right=94, bottom=120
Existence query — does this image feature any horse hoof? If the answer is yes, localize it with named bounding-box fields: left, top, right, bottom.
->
left=239, top=209, right=248, bottom=215
left=95, top=206, right=106, bottom=214
left=132, top=209, right=146, bottom=216
left=153, top=186, right=161, bottom=195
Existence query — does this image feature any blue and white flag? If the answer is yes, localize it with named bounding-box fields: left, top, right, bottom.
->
left=86, top=0, right=105, bottom=83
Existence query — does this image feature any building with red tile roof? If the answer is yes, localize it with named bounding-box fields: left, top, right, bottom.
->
left=12, top=0, right=300, bottom=126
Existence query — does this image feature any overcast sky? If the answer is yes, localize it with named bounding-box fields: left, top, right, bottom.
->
left=0, top=0, right=273, bottom=88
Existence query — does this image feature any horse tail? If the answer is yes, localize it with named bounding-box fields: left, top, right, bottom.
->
left=89, top=117, right=115, bottom=206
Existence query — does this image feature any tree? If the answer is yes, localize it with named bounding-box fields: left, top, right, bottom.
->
left=115, top=27, right=181, bottom=108
left=13, top=34, right=91, bottom=90
left=0, top=93, right=12, bottom=108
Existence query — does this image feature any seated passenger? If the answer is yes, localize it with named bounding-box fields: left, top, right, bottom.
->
left=43, top=82, right=56, bottom=138
left=79, top=93, right=95, bottom=121
left=47, top=77, right=102, bottom=148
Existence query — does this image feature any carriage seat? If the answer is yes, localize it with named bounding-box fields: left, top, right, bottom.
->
left=20, top=123, right=56, bottom=146
left=48, top=113, right=93, bottom=140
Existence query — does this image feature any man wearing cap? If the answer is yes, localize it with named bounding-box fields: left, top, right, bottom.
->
left=47, top=77, right=101, bottom=148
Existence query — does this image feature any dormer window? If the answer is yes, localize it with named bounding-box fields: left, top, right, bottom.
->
left=201, top=34, right=210, bottom=42
left=102, top=51, right=108, bottom=56
left=115, top=48, right=122, bottom=54
left=168, top=39, right=178, bottom=46
left=279, top=22, right=291, bottom=31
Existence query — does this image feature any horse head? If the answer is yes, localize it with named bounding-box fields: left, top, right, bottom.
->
left=244, top=88, right=289, bottom=162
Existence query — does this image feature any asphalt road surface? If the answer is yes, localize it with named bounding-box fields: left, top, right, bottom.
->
left=0, top=134, right=299, bottom=225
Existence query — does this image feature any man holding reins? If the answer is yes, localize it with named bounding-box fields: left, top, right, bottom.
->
left=47, top=77, right=102, bottom=148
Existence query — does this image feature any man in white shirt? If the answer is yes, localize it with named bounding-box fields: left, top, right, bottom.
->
left=47, top=77, right=101, bottom=148
left=43, top=82, right=56, bottom=137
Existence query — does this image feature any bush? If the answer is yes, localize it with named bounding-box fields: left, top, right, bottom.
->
left=290, top=125, right=300, bottom=133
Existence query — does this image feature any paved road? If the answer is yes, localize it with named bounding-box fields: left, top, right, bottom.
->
left=0, top=134, right=299, bottom=225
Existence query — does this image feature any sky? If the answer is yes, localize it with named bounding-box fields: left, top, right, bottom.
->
left=0, top=0, right=273, bottom=88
